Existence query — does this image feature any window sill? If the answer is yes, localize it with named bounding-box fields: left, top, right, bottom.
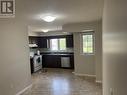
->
left=80, top=53, right=95, bottom=56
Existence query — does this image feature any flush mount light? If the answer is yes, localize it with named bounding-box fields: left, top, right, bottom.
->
left=63, top=32, right=68, bottom=34
left=41, top=16, right=56, bottom=22
left=42, top=29, right=49, bottom=33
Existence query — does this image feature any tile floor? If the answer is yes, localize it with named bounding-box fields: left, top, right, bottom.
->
left=21, top=68, right=102, bottom=95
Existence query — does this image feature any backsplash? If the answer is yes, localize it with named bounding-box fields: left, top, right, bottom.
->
left=30, top=48, right=74, bottom=54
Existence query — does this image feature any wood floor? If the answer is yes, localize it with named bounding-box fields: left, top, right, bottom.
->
left=21, top=68, right=102, bottom=95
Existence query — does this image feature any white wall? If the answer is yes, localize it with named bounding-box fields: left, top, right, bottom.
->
left=63, top=21, right=102, bottom=81
left=0, top=19, right=31, bottom=95
left=95, top=22, right=102, bottom=82
left=28, top=32, right=40, bottom=36
left=73, top=32, right=95, bottom=75
left=0, top=1, right=32, bottom=95
left=103, top=0, right=127, bottom=95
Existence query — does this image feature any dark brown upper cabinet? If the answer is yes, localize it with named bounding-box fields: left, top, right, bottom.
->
left=66, top=35, right=73, bottom=48
left=29, top=34, right=73, bottom=48
left=37, top=37, right=47, bottom=48
left=29, top=36, right=38, bottom=44
left=29, top=36, right=47, bottom=48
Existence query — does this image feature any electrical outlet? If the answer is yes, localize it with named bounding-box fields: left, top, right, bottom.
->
left=110, top=88, right=114, bottom=95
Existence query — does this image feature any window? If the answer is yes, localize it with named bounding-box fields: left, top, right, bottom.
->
left=50, top=38, right=66, bottom=50
left=59, top=38, right=66, bottom=50
left=50, top=39, right=58, bottom=50
left=82, top=32, right=94, bottom=54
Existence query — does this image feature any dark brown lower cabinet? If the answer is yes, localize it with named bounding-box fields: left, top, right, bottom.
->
left=43, top=55, right=61, bottom=68
left=42, top=54, right=74, bottom=69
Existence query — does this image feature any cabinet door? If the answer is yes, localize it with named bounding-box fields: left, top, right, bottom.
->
left=66, top=35, right=74, bottom=48
left=29, top=36, right=38, bottom=44
left=43, top=55, right=61, bottom=68
left=37, top=37, right=47, bottom=48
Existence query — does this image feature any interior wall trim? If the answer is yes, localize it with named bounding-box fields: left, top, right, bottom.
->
left=16, top=84, right=32, bottom=95
left=73, top=72, right=96, bottom=77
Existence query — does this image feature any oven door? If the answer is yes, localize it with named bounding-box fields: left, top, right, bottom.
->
left=33, top=55, right=42, bottom=72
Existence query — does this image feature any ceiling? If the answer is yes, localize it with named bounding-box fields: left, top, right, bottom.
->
left=16, top=0, right=104, bottom=32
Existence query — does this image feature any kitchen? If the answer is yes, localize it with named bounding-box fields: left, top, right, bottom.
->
left=29, top=31, right=74, bottom=73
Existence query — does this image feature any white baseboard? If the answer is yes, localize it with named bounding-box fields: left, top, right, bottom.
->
left=73, top=72, right=102, bottom=84
left=16, top=84, right=32, bottom=95
left=96, top=80, right=102, bottom=84
left=74, top=72, right=96, bottom=78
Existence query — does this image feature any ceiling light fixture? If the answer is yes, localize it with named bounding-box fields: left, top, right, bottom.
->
left=63, top=32, right=68, bottom=34
left=42, top=29, right=49, bottom=33
left=41, top=16, right=56, bottom=22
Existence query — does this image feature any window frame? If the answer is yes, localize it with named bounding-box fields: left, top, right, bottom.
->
left=59, top=38, right=66, bottom=50
left=50, top=38, right=59, bottom=51
left=81, top=31, right=95, bottom=55
left=49, top=38, right=66, bottom=51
